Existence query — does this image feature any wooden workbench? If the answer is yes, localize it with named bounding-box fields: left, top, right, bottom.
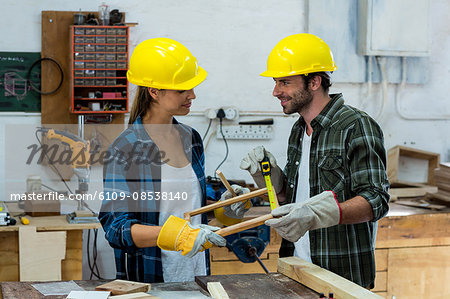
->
left=373, top=203, right=450, bottom=298
left=210, top=204, right=450, bottom=298
left=0, top=274, right=319, bottom=299
left=0, top=215, right=100, bottom=281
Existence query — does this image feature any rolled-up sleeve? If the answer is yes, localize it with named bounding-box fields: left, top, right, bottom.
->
left=347, top=117, right=390, bottom=221
left=99, top=145, right=144, bottom=252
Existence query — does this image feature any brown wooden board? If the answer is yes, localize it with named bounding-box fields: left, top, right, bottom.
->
left=95, top=279, right=150, bottom=295
left=195, top=273, right=318, bottom=299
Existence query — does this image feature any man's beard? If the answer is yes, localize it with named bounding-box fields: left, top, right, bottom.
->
left=283, top=86, right=313, bottom=114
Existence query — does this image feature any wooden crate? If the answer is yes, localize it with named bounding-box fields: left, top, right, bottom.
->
left=387, top=145, right=440, bottom=186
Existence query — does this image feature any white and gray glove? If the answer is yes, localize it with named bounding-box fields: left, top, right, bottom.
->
left=264, top=191, right=341, bottom=242
left=219, top=184, right=251, bottom=219
left=185, top=223, right=227, bottom=258
left=240, top=146, right=285, bottom=193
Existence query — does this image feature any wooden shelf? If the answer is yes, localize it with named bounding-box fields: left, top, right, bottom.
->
left=70, top=25, right=129, bottom=114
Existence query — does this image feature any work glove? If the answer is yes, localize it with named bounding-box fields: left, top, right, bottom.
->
left=264, top=191, right=341, bottom=242
left=157, top=215, right=226, bottom=258
left=214, top=185, right=251, bottom=226
left=240, top=146, right=285, bottom=193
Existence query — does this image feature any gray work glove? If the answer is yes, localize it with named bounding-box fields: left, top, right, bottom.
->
left=185, top=223, right=226, bottom=258
left=240, top=146, right=285, bottom=193
left=219, top=184, right=251, bottom=219
left=264, top=191, right=341, bottom=242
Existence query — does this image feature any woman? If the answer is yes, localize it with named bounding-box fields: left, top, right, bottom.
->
left=99, top=38, right=229, bottom=283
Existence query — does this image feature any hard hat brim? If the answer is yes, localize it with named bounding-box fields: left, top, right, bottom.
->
left=128, top=67, right=207, bottom=90
left=260, top=66, right=337, bottom=78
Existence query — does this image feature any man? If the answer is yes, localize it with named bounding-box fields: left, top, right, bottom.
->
left=240, top=33, right=390, bottom=288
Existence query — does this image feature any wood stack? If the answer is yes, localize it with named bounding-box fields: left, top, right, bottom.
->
left=387, top=145, right=446, bottom=210
left=426, top=163, right=450, bottom=207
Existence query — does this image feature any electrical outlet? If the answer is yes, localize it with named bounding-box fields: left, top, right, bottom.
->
left=217, top=124, right=273, bottom=139
left=224, top=107, right=239, bottom=120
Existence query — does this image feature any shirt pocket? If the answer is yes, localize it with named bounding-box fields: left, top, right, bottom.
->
left=318, top=155, right=345, bottom=195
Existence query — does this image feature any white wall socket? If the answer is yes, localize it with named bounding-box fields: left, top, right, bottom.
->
left=217, top=124, right=273, bottom=139
left=204, top=107, right=239, bottom=120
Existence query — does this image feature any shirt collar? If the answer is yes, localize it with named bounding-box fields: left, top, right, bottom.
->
left=311, top=93, right=344, bottom=129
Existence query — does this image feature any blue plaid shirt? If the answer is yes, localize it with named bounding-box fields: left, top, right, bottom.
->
left=99, top=116, right=208, bottom=283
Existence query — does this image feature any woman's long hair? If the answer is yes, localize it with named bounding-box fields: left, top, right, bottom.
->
left=128, top=86, right=153, bottom=125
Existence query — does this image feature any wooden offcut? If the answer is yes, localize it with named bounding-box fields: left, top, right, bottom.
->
left=277, top=257, right=383, bottom=299
left=95, top=279, right=151, bottom=295
left=216, top=170, right=237, bottom=196
left=19, top=226, right=66, bottom=281
left=388, top=185, right=437, bottom=198
left=207, top=282, right=230, bottom=299
left=110, top=292, right=158, bottom=298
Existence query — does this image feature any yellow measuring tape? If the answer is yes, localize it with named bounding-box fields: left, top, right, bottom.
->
left=260, top=157, right=279, bottom=210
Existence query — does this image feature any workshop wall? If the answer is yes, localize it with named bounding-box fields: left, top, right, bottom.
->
left=0, top=0, right=449, bottom=279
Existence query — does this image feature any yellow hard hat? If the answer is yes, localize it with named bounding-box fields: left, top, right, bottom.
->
left=127, top=38, right=207, bottom=90
left=260, top=33, right=337, bottom=78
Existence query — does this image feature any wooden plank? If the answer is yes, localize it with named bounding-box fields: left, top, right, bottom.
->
left=373, top=271, right=387, bottom=292
left=195, top=273, right=319, bottom=298
left=216, top=170, right=236, bottom=196
left=111, top=294, right=158, bottom=299
left=207, top=282, right=230, bottom=299
left=62, top=230, right=83, bottom=280
left=375, top=249, right=388, bottom=272
left=277, top=257, right=383, bottom=299
left=376, top=213, right=450, bottom=248
left=0, top=214, right=101, bottom=232
left=387, top=246, right=450, bottom=298
left=387, top=146, right=400, bottom=184
left=389, top=186, right=437, bottom=198
left=427, top=191, right=450, bottom=206
left=374, top=292, right=387, bottom=298
left=185, top=188, right=268, bottom=219
left=216, top=214, right=273, bottom=237
left=41, top=11, right=78, bottom=125
left=394, top=200, right=446, bottom=210
left=95, top=280, right=151, bottom=296
left=19, top=226, right=66, bottom=281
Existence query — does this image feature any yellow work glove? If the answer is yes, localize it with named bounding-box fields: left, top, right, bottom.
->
left=214, top=184, right=252, bottom=226
left=157, top=215, right=226, bottom=258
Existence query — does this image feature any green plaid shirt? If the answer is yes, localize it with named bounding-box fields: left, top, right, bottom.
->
left=280, top=93, right=390, bottom=288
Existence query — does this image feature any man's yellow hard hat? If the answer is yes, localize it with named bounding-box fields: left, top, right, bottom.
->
left=127, top=38, right=207, bottom=90
left=260, top=33, right=337, bottom=78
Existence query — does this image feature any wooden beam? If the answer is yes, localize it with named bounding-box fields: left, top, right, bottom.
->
left=207, top=282, right=230, bottom=299
left=277, top=257, right=383, bottom=299
left=216, top=214, right=273, bottom=237
left=389, top=186, right=438, bottom=198
left=216, top=170, right=237, bottom=196
left=184, top=188, right=267, bottom=220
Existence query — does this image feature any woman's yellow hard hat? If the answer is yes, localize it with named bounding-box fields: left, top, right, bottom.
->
left=127, top=38, right=207, bottom=90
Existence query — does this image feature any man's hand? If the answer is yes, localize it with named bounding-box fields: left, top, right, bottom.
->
left=157, top=215, right=226, bottom=258
left=220, top=184, right=251, bottom=218
left=240, top=146, right=285, bottom=193
left=214, top=185, right=251, bottom=226
left=265, top=191, right=341, bottom=242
